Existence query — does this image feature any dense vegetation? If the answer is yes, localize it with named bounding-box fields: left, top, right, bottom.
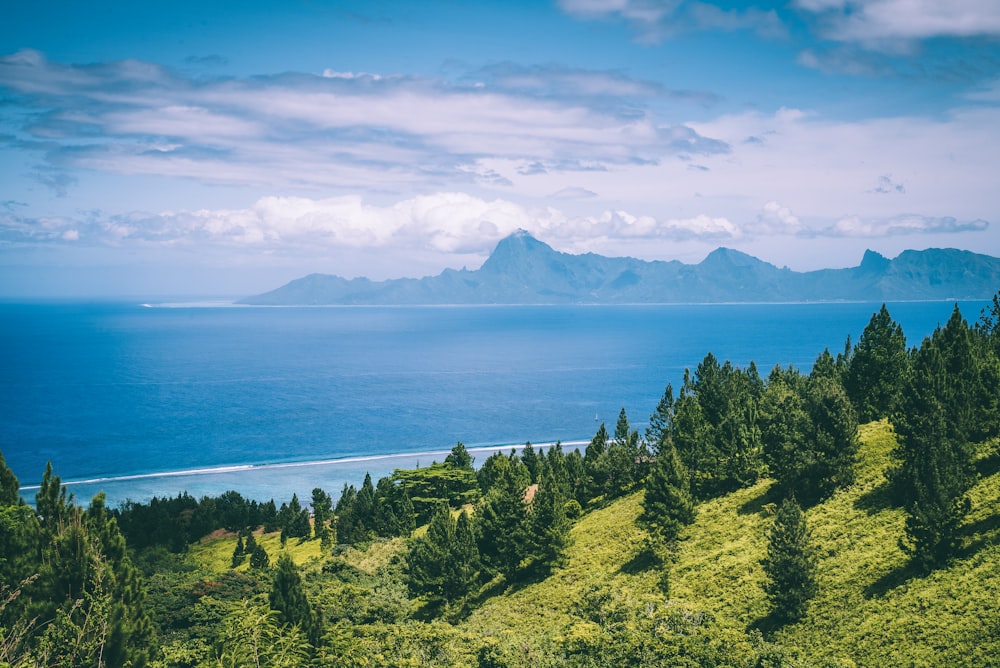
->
left=2, top=297, right=999, bottom=666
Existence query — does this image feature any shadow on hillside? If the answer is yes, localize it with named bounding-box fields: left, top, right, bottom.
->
left=619, top=544, right=662, bottom=575
left=975, top=448, right=1000, bottom=478
left=959, top=513, right=1000, bottom=559
left=737, top=484, right=781, bottom=516
left=747, top=610, right=788, bottom=637
left=854, top=481, right=896, bottom=514
left=863, top=560, right=921, bottom=599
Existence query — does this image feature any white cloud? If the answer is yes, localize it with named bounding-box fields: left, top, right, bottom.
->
left=558, top=0, right=786, bottom=42
left=828, top=214, right=988, bottom=237
left=795, top=0, right=1000, bottom=44
left=0, top=50, right=726, bottom=194
left=550, top=187, right=599, bottom=199
left=0, top=193, right=751, bottom=254
left=749, top=201, right=804, bottom=235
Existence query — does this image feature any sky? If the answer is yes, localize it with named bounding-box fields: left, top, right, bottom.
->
left=1, top=0, right=998, bottom=298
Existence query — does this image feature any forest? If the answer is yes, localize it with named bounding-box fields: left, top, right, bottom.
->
left=2, top=296, right=1000, bottom=667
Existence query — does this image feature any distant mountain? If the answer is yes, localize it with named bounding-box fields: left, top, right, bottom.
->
left=239, top=230, right=1000, bottom=305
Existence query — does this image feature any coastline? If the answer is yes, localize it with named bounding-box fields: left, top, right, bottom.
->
left=17, top=440, right=585, bottom=507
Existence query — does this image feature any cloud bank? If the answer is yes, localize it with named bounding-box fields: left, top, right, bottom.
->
left=0, top=50, right=726, bottom=195
left=2, top=194, right=986, bottom=260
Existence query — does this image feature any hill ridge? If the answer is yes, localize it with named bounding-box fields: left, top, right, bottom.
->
left=239, top=232, right=1000, bottom=304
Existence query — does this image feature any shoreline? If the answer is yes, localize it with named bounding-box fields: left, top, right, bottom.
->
left=17, top=440, right=589, bottom=504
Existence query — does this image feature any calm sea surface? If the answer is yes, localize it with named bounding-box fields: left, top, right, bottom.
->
left=0, top=301, right=987, bottom=506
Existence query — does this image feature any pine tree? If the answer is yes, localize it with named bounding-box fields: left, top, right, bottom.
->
left=893, top=325, right=975, bottom=571
left=762, top=497, right=816, bottom=623
left=520, top=442, right=541, bottom=484
left=231, top=534, right=246, bottom=568
left=450, top=510, right=480, bottom=599
left=476, top=462, right=529, bottom=581
left=524, top=470, right=571, bottom=577
left=311, top=487, right=332, bottom=543
left=584, top=422, right=610, bottom=501
left=645, top=384, right=675, bottom=457
left=639, top=439, right=695, bottom=546
left=762, top=364, right=858, bottom=506
left=245, top=530, right=258, bottom=555
left=282, top=493, right=311, bottom=540
left=249, top=543, right=270, bottom=570
left=85, top=492, right=154, bottom=667
left=0, top=450, right=20, bottom=506
left=844, top=304, right=908, bottom=422
left=406, top=503, right=454, bottom=603
left=445, top=442, right=474, bottom=470
left=802, top=371, right=858, bottom=502
left=671, top=382, right=714, bottom=499
left=353, top=473, right=376, bottom=539
left=270, top=553, right=318, bottom=645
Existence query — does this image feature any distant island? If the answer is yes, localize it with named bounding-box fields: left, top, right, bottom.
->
left=240, top=230, right=1000, bottom=305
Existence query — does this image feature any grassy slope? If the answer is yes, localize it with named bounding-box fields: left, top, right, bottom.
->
left=189, top=421, right=1000, bottom=665
left=463, top=420, right=1000, bottom=665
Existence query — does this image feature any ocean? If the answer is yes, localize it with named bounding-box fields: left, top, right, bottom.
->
left=0, top=300, right=987, bottom=507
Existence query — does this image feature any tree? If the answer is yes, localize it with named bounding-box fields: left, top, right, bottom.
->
left=445, top=442, right=474, bottom=470
left=452, top=509, right=481, bottom=595
left=639, top=439, right=695, bottom=546
left=584, top=422, right=610, bottom=501
left=892, top=314, right=977, bottom=571
left=844, top=304, right=908, bottom=423
left=520, top=442, right=541, bottom=484
left=311, top=488, right=332, bottom=545
left=802, top=370, right=858, bottom=502
left=761, top=363, right=858, bottom=506
left=270, top=553, right=319, bottom=645
left=608, top=407, right=644, bottom=497
left=645, top=384, right=675, bottom=457
left=0, top=451, right=20, bottom=507
left=476, top=462, right=529, bottom=581
left=523, top=470, right=571, bottom=577
left=281, top=494, right=311, bottom=542
left=232, top=534, right=246, bottom=568
left=249, top=543, right=270, bottom=570
left=762, top=497, right=816, bottom=623
left=406, top=504, right=478, bottom=606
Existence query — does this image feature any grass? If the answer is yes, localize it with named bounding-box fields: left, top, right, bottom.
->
left=189, top=530, right=326, bottom=574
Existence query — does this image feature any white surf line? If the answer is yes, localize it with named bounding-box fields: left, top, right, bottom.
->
left=18, top=439, right=592, bottom=492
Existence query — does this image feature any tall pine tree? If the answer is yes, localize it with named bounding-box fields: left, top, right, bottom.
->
left=844, top=304, right=908, bottom=423
left=523, top=470, right=571, bottom=577
left=269, top=552, right=319, bottom=645
left=639, top=439, right=695, bottom=546
left=763, top=497, right=817, bottom=623
left=893, top=315, right=976, bottom=571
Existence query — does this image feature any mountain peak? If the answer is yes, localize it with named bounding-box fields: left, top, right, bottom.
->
left=480, top=231, right=556, bottom=272
left=859, top=249, right=890, bottom=273
left=700, top=247, right=764, bottom=268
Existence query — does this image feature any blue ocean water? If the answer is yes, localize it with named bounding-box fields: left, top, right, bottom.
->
left=0, top=301, right=988, bottom=506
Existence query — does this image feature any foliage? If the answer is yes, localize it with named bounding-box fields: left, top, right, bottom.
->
left=892, top=307, right=978, bottom=571
left=639, top=438, right=695, bottom=546
left=216, top=598, right=310, bottom=668
left=844, top=304, right=908, bottom=422
left=761, top=361, right=859, bottom=506
left=762, top=497, right=817, bottom=623
left=269, top=553, right=319, bottom=645
left=670, top=355, right=765, bottom=499
left=444, top=441, right=474, bottom=470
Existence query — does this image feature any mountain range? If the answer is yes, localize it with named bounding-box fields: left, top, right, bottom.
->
left=239, top=230, right=1000, bottom=305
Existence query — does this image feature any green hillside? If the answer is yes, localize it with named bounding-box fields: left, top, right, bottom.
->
left=178, top=420, right=1000, bottom=666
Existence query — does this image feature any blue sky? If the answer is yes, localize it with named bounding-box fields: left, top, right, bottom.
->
left=1, top=0, right=998, bottom=297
